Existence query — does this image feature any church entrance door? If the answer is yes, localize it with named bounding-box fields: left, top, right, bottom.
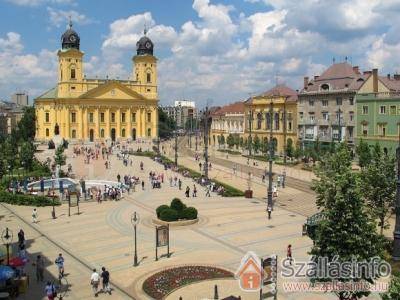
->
left=132, top=128, right=136, bottom=141
left=111, top=128, right=116, bottom=142
left=89, top=129, right=94, bottom=142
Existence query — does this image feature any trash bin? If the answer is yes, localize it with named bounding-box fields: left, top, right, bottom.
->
left=244, top=190, right=253, bottom=198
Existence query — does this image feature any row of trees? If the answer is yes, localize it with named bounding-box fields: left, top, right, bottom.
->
left=311, top=143, right=397, bottom=299
left=0, top=107, right=37, bottom=179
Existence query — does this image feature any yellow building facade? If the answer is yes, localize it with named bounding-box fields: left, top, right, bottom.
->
left=35, top=22, right=159, bottom=143
left=244, top=85, right=298, bottom=155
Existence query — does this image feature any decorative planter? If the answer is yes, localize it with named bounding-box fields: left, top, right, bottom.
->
left=142, top=265, right=234, bottom=299
left=152, top=218, right=199, bottom=227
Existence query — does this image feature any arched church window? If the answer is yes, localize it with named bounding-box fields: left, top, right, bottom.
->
left=71, top=68, right=76, bottom=79
left=147, top=72, right=151, bottom=83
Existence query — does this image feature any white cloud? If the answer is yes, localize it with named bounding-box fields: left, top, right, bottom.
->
left=0, top=32, right=57, bottom=100
left=47, top=7, right=94, bottom=28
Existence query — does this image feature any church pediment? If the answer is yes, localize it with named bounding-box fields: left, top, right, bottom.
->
left=79, top=81, right=148, bottom=100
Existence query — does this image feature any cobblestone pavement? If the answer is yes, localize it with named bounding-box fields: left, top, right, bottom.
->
left=6, top=142, right=383, bottom=299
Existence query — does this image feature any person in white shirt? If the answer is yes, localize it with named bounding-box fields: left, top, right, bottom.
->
left=90, top=268, right=100, bottom=297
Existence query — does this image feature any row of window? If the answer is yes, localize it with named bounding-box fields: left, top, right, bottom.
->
left=362, top=105, right=400, bottom=115
left=250, top=112, right=293, bottom=131
left=361, top=124, right=400, bottom=137
left=299, top=111, right=354, bottom=122
left=301, top=97, right=354, bottom=106
left=45, top=112, right=152, bottom=123
left=44, top=128, right=152, bottom=138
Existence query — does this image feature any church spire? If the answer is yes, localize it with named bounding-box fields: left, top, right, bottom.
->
left=68, top=15, right=73, bottom=29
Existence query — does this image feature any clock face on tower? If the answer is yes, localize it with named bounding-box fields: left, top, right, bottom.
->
left=145, top=42, right=152, bottom=49
left=69, top=35, right=76, bottom=42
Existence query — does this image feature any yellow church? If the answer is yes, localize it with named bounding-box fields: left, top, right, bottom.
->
left=35, top=21, right=159, bottom=143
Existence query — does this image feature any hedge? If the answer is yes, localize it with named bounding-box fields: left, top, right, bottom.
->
left=0, top=191, right=61, bottom=207
left=156, top=205, right=170, bottom=218
left=159, top=208, right=178, bottom=222
left=217, top=149, right=241, bottom=155
left=212, top=179, right=245, bottom=197
left=181, top=207, right=198, bottom=220
left=171, top=198, right=186, bottom=212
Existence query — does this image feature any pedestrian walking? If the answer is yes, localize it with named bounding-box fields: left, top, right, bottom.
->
left=18, top=229, right=25, bottom=247
left=101, top=266, right=111, bottom=295
left=209, top=162, right=212, bottom=170
left=205, top=185, right=211, bottom=197
left=32, top=208, right=38, bottom=223
left=117, top=174, right=121, bottom=182
left=169, top=177, right=173, bottom=187
left=262, top=175, right=265, bottom=183
left=287, top=244, right=293, bottom=265
left=91, top=268, right=100, bottom=297
left=33, top=255, right=45, bottom=282
left=141, top=180, right=145, bottom=190
left=45, top=281, right=57, bottom=300
left=185, top=186, right=190, bottom=197
left=192, top=185, right=197, bottom=197
left=199, top=162, right=202, bottom=171
left=178, top=179, right=182, bottom=190
left=55, top=253, right=65, bottom=279
left=267, top=205, right=272, bottom=220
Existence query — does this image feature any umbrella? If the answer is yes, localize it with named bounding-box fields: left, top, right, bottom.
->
left=0, top=266, right=15, bottom=281
left=8, top=257, right=26, bottom=267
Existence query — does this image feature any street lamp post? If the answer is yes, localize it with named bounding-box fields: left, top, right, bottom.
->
left=267, top=98, right=274, bottom=212
left=1, top=228, right=13, bottom=265
left=392, top=133, right=400, bottom=260
left=131, top=212, right=140, bottom=266
left=283, top=98, right=287, bottom=165
left=203, top=107, right=210, bottom=180
left=51, top=181, right=56, bottom=219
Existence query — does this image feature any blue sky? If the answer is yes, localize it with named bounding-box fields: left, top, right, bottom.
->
left=1, top=0, right=400, bottom=107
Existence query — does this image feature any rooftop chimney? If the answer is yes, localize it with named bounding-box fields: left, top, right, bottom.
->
left=353, top=66, right=360, bottom=74
left=363, top=71, right=372, bottom=75
left=372, top=68, right=378, bottom=93
left=387, top=74, right=391, bottom=80
left=394, top=74, right=400, bottom=81
left=314, top=75, right=319, bottom=80
left=304, top=76, right=309, bottom=90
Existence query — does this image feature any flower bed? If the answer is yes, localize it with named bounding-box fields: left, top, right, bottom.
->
left=142, top=265, right=233, bottom=299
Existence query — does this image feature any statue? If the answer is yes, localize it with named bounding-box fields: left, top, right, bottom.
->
left=54, top=123, right=60, bottom=135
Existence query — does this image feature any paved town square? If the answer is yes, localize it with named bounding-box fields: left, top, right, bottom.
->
left=1, top=1, right=400, bottom=300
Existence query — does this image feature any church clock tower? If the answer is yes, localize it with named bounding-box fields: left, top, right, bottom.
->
left=132, top=29, right=157, bottom=99
left=58, top=20, right=84, bottom=98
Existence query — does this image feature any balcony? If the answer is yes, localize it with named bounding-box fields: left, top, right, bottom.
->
left=318, top=119, right=329, bottom=126
left=298, top=118, right=316, bottom=125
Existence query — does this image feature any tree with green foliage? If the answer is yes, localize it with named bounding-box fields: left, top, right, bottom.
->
left=233, top=134, right=240, bottom=149
left=361, top=143, right=396, bottom=235
left=286, top=138, right=294, bottom=158
left=17, top=106, right=36, bottom=141
left=3, top=138, right=15, bottom=171
left=220, top=135, right=225, bottom=148
left=253, top=135, right=261, bottom=154
left=20, top=141, right=35, bottom=171
left=158, top=108, right=176, bottom=139
left=311, top=144, right=385, bottom=300
left=54, top=145, right=66, bottom=166
left=259, top=137, right=266, bottom=154
left=381, top=274, right=400, bottom=300
left=226, top=134, right=235, bottom=149
left=356, top=139, right=372, bottom=168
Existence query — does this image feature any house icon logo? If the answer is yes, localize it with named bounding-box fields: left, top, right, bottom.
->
left=235, top=251, right=262, bottom=291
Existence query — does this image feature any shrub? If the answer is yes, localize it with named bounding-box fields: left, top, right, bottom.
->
left=0, top=191, right=61, bottom=207
left=159, top=208, right=178, bottom=222
left=170, top=198, right=185, bottom=212
left=181, top=207, right=198, bottom=220
left=156, top=205, right=170, bottom=218
left=213, top=179, right=245, bottom=197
